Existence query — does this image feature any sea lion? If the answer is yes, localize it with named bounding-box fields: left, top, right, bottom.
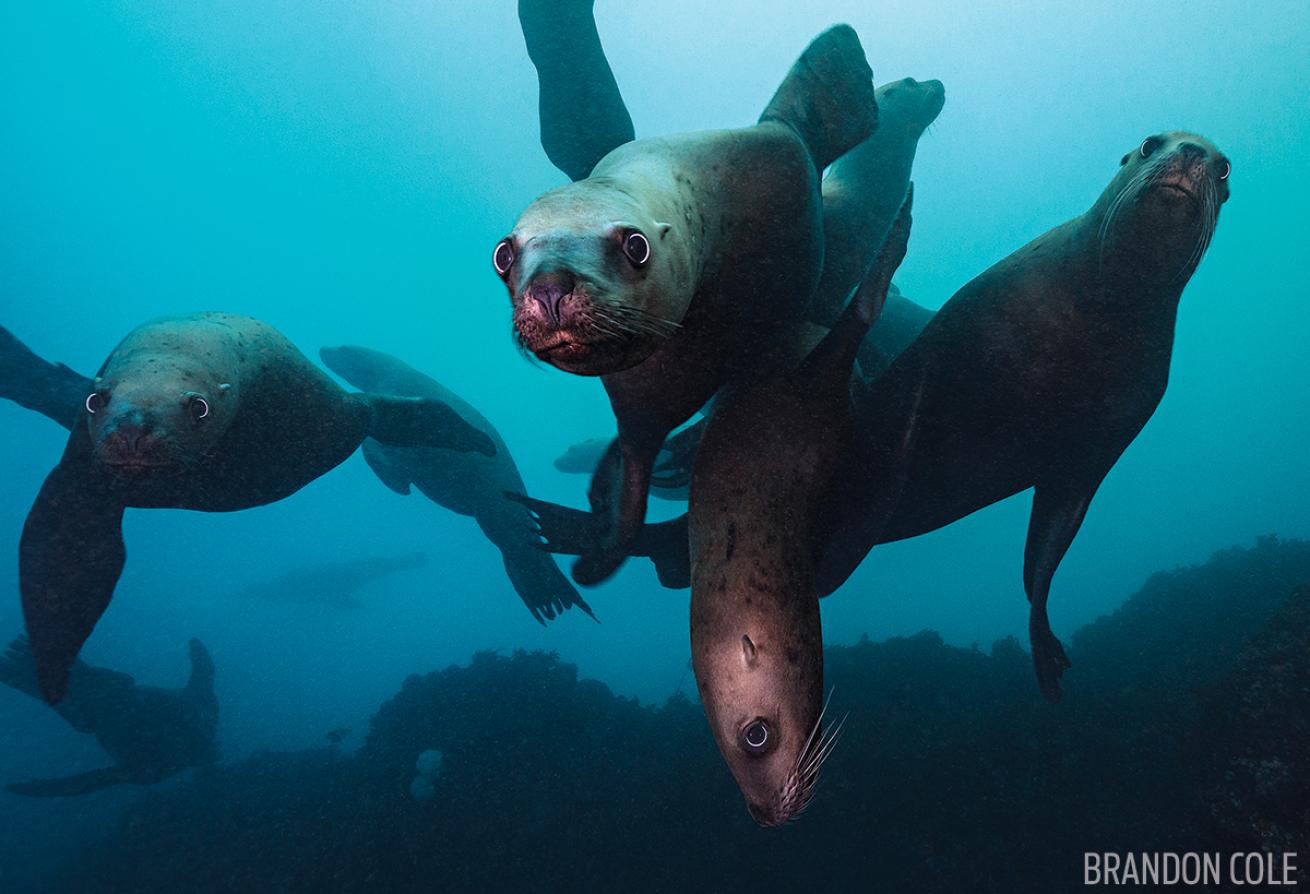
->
left=0, top=636, right=218, bottom=796
left=498, top=24, right=878, bottom=584
left=551, top=420, right=704, bottom=502
left=319, top=345, right=593, bottom=622
left=690, top=193, right=914, bottom=826
left=522, top=132, right=1231, bottom=702
left=0, top=324, right=93, bottom=429
left=812, top=78, right=944, bottom=328
left=19, top=313, right=495, bottom=703
left=239, top=552, right=429, bottom=611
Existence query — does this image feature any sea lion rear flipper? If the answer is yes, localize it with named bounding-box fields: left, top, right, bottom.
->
left=505, top=492, right=600, bottom=556
left=0, top=325, right=93, bottom=430
left=20, top=460, right=127, bottom=704
left=518, top=0, right=634, bottom=181
left=7, top=765, right=137, bottom=798
left=361, top=440, right=415, bottom=496
left=759, top=25, right=878, bottom=171
left=641, top=514, right=692, bottom=590
left=361, top=394, right=496, bottom=456
left=1023, top=481, right=1104, bottom=703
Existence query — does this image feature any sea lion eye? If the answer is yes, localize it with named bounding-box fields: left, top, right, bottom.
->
left=492, top=238, right=515, bottom=277
left=622, top=230, right=651, bottom=267
left=741, top=720, right=771, bottom=755
left=1139, top=137, right=1160, bottom=159
left=85, top=392, right=107, bottom=414
left=1218, top=160, right=1231, bottom=181
left=187, top=394, right=210, bottom=422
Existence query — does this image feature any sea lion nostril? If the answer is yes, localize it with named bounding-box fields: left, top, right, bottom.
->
left=526, top=272, right=576, bottom=324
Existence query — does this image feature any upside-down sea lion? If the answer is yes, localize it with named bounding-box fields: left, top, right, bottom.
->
left=0, top=636, right=218, bottom=796
left=689, top=193, right=914, bottom=826
left=497, top=24, right=878, bottom=584
left=319, top=345, right=593, bottom=623
left=19, top=313, right=494, bottom=703
left=520, top=132, right=1231, bottom=702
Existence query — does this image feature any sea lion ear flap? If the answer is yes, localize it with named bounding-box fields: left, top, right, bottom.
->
left=656, top=222, right=672, bottom=240
left=1120, top=152, right=1130, bottom=166
left=741, top=634, right=759, bottom=668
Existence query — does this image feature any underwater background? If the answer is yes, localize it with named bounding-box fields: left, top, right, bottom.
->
left=0, top=1, right=1307, bottom=890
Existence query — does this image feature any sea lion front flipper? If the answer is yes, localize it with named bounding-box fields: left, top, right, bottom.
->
left=652, top=420, right=705, bottom=490
left=0, top=325, right=93, bottom=430
left=6, top=765, right=137, bottom=798
left=361, top=394, right=496, bottom=456
left=20, top=461, right=127, bottom=704
left=1023, top=482, right=1102, bottom=703
left=571, top=435, right=657, bottom=586
left=518, top=0, right=634, bottom=182
left=361, top=440, right=415, bottom=496
left=759, top=25, right=877, bottom=172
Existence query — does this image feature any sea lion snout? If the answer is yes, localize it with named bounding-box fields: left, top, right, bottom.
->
left=96, top=415, right=175, bottom=468
left=522, top=270, right=577, bottom=325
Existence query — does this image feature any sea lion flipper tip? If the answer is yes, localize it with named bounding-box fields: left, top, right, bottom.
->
left=760, top=23, right=877, bottom=171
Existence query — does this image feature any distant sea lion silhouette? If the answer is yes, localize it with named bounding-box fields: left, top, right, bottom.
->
left=240, top=552, right=429, bottom=611
left=498, top=23, right=878, bottom=585
left=319, top=345, right=593, bottom=623
left=0, top=636, right=218, bottom=796
left=690, top=192, right=913, bottom=826
left=523, top=132, right=1232, bottom=701
left=18, top=312, right=494, bottom=703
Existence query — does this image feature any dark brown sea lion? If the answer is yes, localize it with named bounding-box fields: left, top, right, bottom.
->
left=319, top=345, right=594, bottom=623
left=521, top=132, right=1231, bottom=702
left=497, top=25, right=878, bottom=584
left=0, top=636, right=218, bottom=796
left=690, top=193, right=913, bottom=826
left=19, top=313, right=494, bottom=703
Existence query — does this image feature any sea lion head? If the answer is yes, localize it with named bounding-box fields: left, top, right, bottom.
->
left=85, top=350, right=238, bottom=476
left=495, top=181, right=688, bottom=376
left=1096, top=130, right=1230, bottom=282
left=693, top=598, right=830, bottom=827
left=875, top=77, right=945, bottom=139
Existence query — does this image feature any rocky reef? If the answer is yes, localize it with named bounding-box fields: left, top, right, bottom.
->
left=57, top=537, right=1310, bottom=892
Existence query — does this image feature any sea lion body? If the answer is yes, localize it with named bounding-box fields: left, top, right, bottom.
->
left=19, top=313, right=493, bottom=702
left=500, top=25, right=878, bottom=584
left=0, top=637, right=218, bottom=796
left=319, top=345, right=593, bottom=622
left=691, top=197, right=913, bottom=826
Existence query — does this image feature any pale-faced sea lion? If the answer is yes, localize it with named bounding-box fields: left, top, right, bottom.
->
left=239, top=552, right=429, bottom=611
left=689, top=193, right=913, bottom=826
left=497, top=25, right=878, bottom=584
left=521, top=132, right=1231, bottom=702
left=319, top=345, right=593, bottom=623
left=0, top=636, right=218, bottom=796
left=20, top=313, right=495, bottom=703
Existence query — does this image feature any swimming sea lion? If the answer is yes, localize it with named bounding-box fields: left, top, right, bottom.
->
left=690, top=193, right=914, bottom=826
left=0, top=324, right=93, bottom=430
left=239, top=552, right=429, bottom=611
left=319, top=345, right=593, bottom=623
left=497, top=25, right=878, bottom=584
left=20, top=313, right=495, bottom=703
left=812, top=77, right=944, bottom=327
left=0, top=636, right=218, bottom=796
left=524, top=132, right=1232, bottom=702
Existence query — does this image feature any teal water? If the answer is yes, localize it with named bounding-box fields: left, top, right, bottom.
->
left=1, top=1, right=1307, bottom=889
